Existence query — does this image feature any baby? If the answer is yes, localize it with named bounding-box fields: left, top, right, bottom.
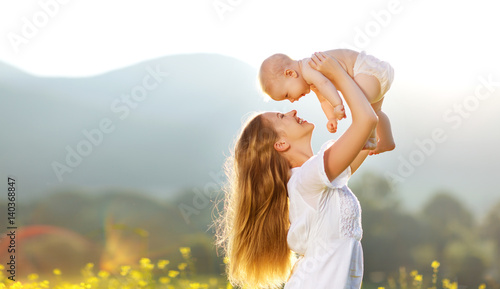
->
left=259, top=49, right=395, bottom=155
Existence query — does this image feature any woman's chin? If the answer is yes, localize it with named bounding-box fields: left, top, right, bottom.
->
left=306, top=123, right=315, bottom=134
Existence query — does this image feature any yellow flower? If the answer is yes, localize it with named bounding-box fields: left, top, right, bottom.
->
left=414, top=274, right=423, bottom=282
left=159, top=277, right=171, bottom=284
left=443, top=279, right=451, bottom=288
left=53, top=268, right=62, bottom=276
left=378, top=287, right=386, bottom=289
left=478, top=284, right=486, bottom=289
left=28, top=273, right=39, bottom=281
left=431, top=260, right=440, bottom=269
left=138, top=280, right=148, bottom=287
left=223, top=257, right=229, bottom=264
left=190, top=283, right=201, bottom=289
left=40, top=281, right=50, bottom=288
left=9, top=282, right=23, bottom=289
left=120, top=265, right=131, bottom=276
left=158, top=260, right=170, bottom=269
left=180, top=247, right=191, bottom=256
left=0, top=264, right=4, bottom=270
left=178, top=263, right=188, bottom=270
left=130, top=270, right=143, bottom=280
left=98, top=270, right=110, bottom=279
left=140, top=258, right=154, bottom=270
left=168, top=270, right=180, bottom=278
left=410, top=270, right=418, bottom=277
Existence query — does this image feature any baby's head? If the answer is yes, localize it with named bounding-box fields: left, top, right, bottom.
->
left=259, top=53, right=310, bottom=103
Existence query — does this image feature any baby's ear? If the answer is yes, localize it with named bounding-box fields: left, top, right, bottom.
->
left=284, top=69, right=298, bottom=78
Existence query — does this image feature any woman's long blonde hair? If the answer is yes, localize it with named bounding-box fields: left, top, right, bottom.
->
left=215, top=113, right=294, bottom=288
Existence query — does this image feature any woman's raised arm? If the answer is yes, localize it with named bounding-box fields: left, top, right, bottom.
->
left=309, top=52, right=377, bottom=181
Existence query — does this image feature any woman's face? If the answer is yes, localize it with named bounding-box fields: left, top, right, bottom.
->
left=263, top=110, right=314, bottom=143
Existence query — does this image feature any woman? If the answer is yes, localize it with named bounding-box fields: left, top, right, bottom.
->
left=215, top=52, right=378, bottom=288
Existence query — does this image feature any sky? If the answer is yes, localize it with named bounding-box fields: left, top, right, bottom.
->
left=1, top=0, right=499, bottom=80
left=1, top=0, right=500, bottom=215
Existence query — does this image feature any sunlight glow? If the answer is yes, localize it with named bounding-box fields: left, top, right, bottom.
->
left=0, top=0, right=498, bottom=81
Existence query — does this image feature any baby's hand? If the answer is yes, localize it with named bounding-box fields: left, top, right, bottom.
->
left=333, top=104, right=346, bottom=120
left=327, top=119, right=338, bottom=133
left=308, top=52, right=342, bottom=75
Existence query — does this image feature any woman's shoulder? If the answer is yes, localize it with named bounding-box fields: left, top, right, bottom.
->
left=290, top=140, right=350, bottom=190
left=319, top=139, right=336, bottom=152
left=288, top=141, right=335, bottom=187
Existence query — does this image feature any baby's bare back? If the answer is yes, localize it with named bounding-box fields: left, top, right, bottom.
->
left=323, top=49, right=359, bottom=78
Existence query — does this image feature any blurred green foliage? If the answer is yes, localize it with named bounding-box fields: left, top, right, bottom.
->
left=0, top=173, right=498, bottom=288
left=351, top=173, right=499, bottom=289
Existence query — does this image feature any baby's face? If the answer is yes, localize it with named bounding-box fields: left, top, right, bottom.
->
left=270, top=77, right=310, bottom=103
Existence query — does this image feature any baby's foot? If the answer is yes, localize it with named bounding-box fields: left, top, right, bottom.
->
left=369, top=139, right=396, bottom=155
left=363, top=137, right=377, bottom=151
left=333, top=104, right=346, bottom=120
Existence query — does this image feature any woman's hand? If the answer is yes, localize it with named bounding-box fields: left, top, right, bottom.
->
left=308, top=52, right=343, bottom=78
left=333, top=104, right=346, bottom=120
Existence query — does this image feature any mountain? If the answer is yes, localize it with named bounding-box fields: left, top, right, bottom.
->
left=1, top=54, right=499, bottom=218
left=0, top=54, right=279, bottom=200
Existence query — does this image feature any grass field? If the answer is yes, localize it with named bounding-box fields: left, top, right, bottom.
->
left=0, top=248, right=486, bottom=289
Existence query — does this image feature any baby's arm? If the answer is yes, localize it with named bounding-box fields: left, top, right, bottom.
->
left=311, top=85, right=341, bottom=133
left=301, top=59, right=346, bottom=121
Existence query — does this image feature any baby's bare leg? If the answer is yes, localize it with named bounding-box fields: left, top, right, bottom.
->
left=353, top=73, right=381, bottom=103
left=369, top=98, right=396, bottom=155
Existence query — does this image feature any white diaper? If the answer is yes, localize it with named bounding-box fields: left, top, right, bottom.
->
left=353, top=51, right=394, bottom=102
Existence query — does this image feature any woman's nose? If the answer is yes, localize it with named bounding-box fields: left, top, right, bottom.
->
left=286, top=110, right=297, bottom=116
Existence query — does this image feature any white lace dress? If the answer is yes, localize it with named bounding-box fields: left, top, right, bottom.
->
left=284, top=140, right=363, bottom=289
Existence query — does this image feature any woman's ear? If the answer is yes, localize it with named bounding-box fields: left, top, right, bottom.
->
left=274, top=139, right=290, bottom=152
left=284, top=69, right=298, bottom=78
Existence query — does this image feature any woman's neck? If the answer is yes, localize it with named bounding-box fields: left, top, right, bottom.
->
left=286, top=142, right=314, bottom=168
